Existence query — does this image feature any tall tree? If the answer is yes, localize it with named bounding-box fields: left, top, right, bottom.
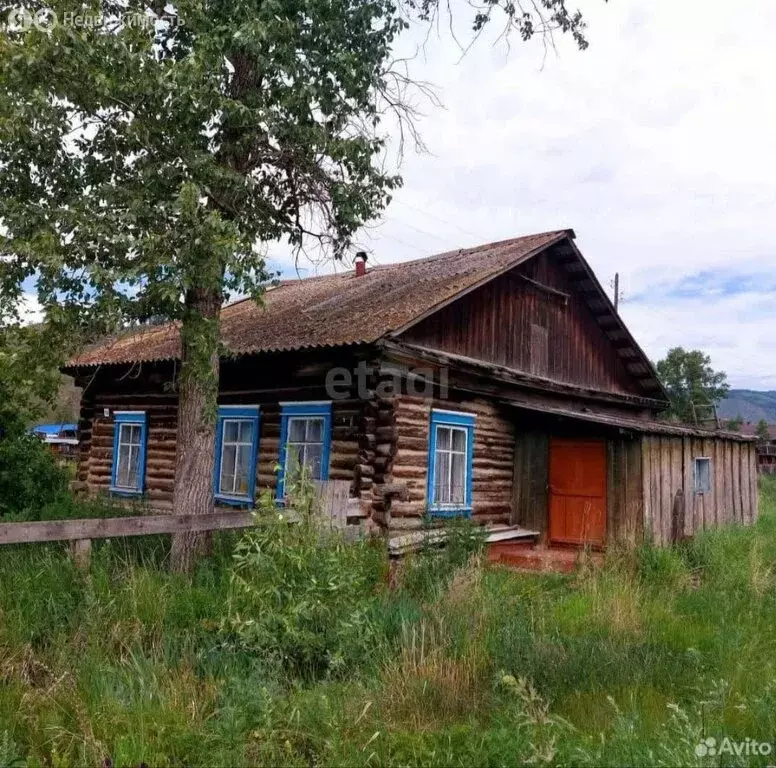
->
left=656, top=347, right=730, bottom=425
left=0, top=0, right=591, bottom=570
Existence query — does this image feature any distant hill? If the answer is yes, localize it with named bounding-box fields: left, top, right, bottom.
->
left=718, top=390, right=776, bottom=423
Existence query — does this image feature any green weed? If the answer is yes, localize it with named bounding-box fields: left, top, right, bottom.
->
left=0, top=479, right=773, bottom=765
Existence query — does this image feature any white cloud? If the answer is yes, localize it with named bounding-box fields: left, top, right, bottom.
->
left=19, top=293, right=44, bottom=325
left=621, top=287, right=776, bottom=390
left=336, top=0, right=776, bottom=388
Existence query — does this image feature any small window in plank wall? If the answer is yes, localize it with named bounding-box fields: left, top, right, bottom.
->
left=530, top=323, right=549, bottom=376
left=694, top=457, right=712, bottom=494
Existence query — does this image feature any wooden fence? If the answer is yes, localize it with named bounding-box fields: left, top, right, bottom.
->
left=0, top=481, right=354, bottom=567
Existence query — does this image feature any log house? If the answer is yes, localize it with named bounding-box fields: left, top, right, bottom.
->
left=65, top=230, right=758, bottom=550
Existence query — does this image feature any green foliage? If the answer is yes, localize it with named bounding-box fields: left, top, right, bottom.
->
left=761, top=473, right=776, bottom=509
left=0, top=324, right=67, bottom=437
left=394, top=517, right=486, bottom=601
left=20, top=490, right=148, bottom=522
left=0, top=0, right=414, bottom=360
left=5, top=483, right=776, bottom=766
left=0, top=433, right=69, bottom=519
left=0, top=730, right=25, bottom=768
left=0, top=0, right=591, bottom=330
left=656, top=347, right=730, bottom=423
left=755, top=418, right=772, bottom=441
left=725, top=413, right=744, bottom=431
left=34, top=374, right=82, bottom=426
left=223, top=495, right=386, bottom=680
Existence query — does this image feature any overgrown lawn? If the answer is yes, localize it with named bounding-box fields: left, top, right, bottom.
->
left=1, top=479, right=776, bottom=766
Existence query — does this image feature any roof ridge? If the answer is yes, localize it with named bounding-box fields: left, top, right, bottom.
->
left=65, top=228, right=577, bottom=368
left=266, top=229, right=575, bottom=282
left=368, top=229, right=573, bottom=270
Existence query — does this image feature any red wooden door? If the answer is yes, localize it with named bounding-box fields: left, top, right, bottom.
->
left=549, top=438, right=607, bottom=547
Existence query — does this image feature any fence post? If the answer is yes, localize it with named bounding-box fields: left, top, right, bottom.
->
left=71, top=538, right=92, bottom=570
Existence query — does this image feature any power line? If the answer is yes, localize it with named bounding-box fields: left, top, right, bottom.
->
left=392, top=199, right=487, bottom=242
left=355, top=229, right=429, bottom=264
left=389, top=218, right=458, bottom=248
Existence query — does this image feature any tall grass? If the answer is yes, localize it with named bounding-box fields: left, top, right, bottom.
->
left=0, top=478, right=775, bottom=766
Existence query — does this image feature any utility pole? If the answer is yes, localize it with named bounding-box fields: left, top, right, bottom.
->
left=613, top=272, right=620, bottom=312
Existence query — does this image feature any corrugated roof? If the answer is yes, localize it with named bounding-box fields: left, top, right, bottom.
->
left=67, top=230, right=570, bottom=367
left=503, top=400, right=757, bottom=441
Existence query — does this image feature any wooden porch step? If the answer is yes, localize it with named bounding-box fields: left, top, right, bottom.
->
left=488, top=544, right=603, bottom=574
left=388, top=524, right=540, bottom=558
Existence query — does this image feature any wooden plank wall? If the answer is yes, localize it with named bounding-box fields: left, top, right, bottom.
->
left=400, top=250, right=642, bottom=398
left=607, top=438, right=644, bottom=546
left=511, top=433, right=643, bottom=546
left=387, top=394, right=516, bottom=529
left=511, top=431, right=549, bottom=535
left=642, top=435, right=758, bottom=544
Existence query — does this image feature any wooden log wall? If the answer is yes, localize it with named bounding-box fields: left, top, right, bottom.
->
left=74, top=350, right=370, bottom=510
left=385, top=394, right=516, bottom=530
left=365, top=367, right=402, bottom=524
left=642, top=435, right=758, bottom=545
left=79, top=391, right=179, bottom=507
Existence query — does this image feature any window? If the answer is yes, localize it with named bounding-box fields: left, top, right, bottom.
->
left=214, top=406, right=260, bottom=504
left=694, top=457, right=712, bottom=494
left=110, top=411, right=148, bottom=495
left=427, top=409, right=475, bottom=516
left=277, top=402, right=332, bottom=499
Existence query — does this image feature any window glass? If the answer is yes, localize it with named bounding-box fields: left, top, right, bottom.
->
left=306, top=418, right=323, bottom=443
left=433, top=424, right=467, bottom=506
left=285, top=416, right=325, bottom=481
left=115, top=422, right=142, bottom=489
left=219, top=418, right=254, bottom=496
left=289, top=418, right=307, bottom=442
left=694, top=457, right=712, bottom=494
left=450, top=451, right=466, bottom=503
left=435, top=450, right=451, bottom=504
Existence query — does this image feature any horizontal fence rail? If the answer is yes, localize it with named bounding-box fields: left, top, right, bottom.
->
left=0, top=511, right=257, bottom=546
left=0, top=481, right=355, bottom=564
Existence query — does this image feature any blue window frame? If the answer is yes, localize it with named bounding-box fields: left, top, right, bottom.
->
left=214, top=405, right=261, bottom=506
left=277, top=402, right=332, bottom=500
left=110, top=411, right=148, bottom=495
left=427, top=409, right=475, bottom=517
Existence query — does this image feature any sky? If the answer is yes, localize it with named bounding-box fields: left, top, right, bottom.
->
left=270, top=0, right=776, bottom=390
left=19, top=0, right=776, bottom=388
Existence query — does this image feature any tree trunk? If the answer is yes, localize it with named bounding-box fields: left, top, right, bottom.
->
left=169, top=287, right=222, bottom=573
